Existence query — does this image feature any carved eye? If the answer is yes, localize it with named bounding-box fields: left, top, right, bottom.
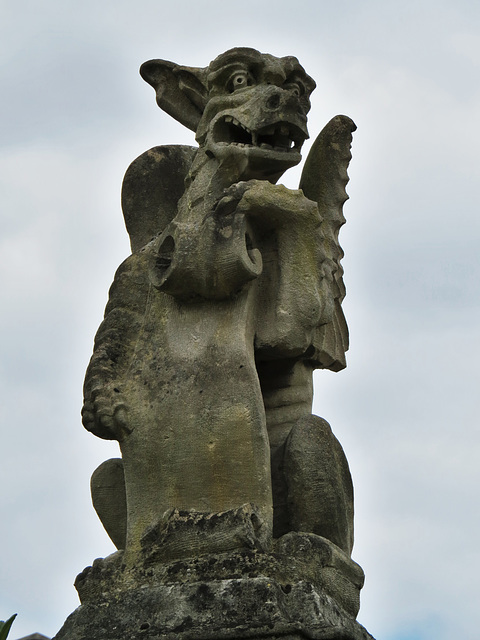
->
left=284, top=80, right=305, bottom=97
left=228, top=71, right=252, bottom=92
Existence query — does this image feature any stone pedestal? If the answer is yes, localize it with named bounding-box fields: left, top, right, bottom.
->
left=55, top=576, right=374, bottom=640
left=54, top=521, right=374, bottom=640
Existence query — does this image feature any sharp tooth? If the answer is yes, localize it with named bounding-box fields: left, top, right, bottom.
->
left=232, top=118, right=241, bottom=127
left=252, top=132, right=258, bottom=146
left=224, top=116, right=233, bottom=123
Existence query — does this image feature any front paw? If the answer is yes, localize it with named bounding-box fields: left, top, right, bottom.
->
left=82, top=384, right=130, bottom=440
left=225, top=182, right=320, bottom=229
left=214, top=180, right=257, bottom=218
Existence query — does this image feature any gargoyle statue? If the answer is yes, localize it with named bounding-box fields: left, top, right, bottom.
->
left=82, top=48, right=357, bottom=572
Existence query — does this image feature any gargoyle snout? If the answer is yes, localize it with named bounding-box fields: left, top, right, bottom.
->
left=263, top=85, right=304, bottom=118
left=266, top=93, right=281, bottom=110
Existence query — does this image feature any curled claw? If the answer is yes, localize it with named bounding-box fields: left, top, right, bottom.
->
left=114, top=406, right=132, bottom=435
left=82, top=385, right=131, bottom=440
left=214, top=181, right=252, bottom=217
left=99, top=414, right=115, bottom=430
left=81, top=402, right=95, bottom=430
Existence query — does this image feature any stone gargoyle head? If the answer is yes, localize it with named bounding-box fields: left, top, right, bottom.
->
left=140, top=47, right=316, bottom=180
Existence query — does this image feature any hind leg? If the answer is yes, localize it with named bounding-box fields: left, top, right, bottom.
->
left=284, top=414, right=354, bottom=555
left=258, top=358, right=354, bottom=553
left=90, top=458, right=127, bottom=550
left=257, top=359, right=314, bottom=538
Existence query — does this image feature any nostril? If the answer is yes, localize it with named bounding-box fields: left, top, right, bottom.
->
left=266, top=94, right=280, bottom=109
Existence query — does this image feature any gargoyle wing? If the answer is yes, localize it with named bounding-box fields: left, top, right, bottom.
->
left=83, top=144, right=198, bottom=439
left=299, top=115, right=356, bottom=371
left=121, top=144, right=197, bottom=253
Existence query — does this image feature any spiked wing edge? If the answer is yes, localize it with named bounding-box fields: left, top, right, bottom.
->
left=299, top=115, right=356, bottom=371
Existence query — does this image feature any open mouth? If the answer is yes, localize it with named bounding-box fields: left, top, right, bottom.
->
left=212, top=116, right=306, bottom=153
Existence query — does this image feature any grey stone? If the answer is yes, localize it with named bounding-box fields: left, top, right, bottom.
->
left=55, top=47, right=376, bottom=639
left=71, top=519, right=363, bottom=616
left=55, top=577, right=374, bottom=640
left=284, top=415, right=354, bottom=554
left=56, top=527, right=369, bottom=638
left=82, top=48, right=355, bottom=561
left=91, top=458, right=127, bottom=550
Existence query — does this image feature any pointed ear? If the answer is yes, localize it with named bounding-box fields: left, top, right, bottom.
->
left=140, top=59, right=208, bottom=132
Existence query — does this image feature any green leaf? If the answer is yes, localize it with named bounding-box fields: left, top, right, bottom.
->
left=0, top=614, right=17, bottom=640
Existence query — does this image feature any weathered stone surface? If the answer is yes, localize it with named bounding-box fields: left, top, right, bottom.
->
left=121, top=145, right=197, bottom=253
left=82, top=48, right=356, bottom=564
left=59, top=518, right=367, bottom=638
left=55, top=47, right=376, bottom=639
left=72, top=526, right=363, bottom=617
left=284, top=415, right=354, bottom=554
left=58, top=533, right=370, bottom=639
left=91, top=458, right=127, bottom=550
left=56, top=576, right=373, bottom=640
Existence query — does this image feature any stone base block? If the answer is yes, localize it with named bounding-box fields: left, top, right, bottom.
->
left=54, top=522, right=373, bottom=640
left=54, top=576, right=375, bottom=640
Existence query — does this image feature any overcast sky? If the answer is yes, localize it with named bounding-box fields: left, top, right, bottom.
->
left=1, top=1, right=479, bottom=639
